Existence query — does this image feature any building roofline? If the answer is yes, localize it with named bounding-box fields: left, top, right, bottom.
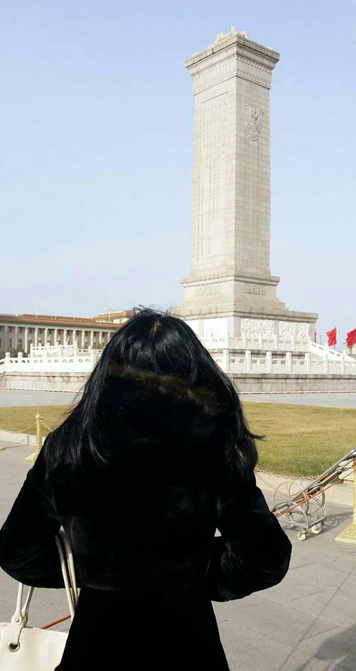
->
left=0, top=314, right=118, bottom=329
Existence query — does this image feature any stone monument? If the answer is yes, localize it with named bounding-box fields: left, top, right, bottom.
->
left=176, top=27, right=318, bottom=345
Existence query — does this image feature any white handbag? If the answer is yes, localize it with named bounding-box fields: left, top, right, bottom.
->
left=0, top=529, right=78, bottom=671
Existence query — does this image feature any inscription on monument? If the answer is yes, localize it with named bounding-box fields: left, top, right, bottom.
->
left=198, top=94, right=228, bottom=259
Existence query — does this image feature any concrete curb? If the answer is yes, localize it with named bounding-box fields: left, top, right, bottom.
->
left=256, top=470, right=353, bottom=506
left=0, top=387, right=82, bottom=394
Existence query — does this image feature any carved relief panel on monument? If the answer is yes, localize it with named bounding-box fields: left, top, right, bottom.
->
left=243, top=105, right=264, bottom=142
left=203, top=317, right=228, bottom=341
left=244, top=283, right=266, bottom=295
left=198, top=93, right=229, bottom=262
left=192, top=56, right=237, bottom=94
left=241, top=318, right=274, bottom=337
left=192, top=55, right=272, bottom=95
left=278, top=321, right=310, bottom=341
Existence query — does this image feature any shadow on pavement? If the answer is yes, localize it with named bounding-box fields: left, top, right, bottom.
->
left=291, top=623, right=356, bottom=671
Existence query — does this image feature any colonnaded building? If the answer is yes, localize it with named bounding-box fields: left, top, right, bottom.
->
left=0, top=311, right=133, bottom=354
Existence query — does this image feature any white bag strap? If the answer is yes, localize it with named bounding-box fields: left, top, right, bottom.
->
left=58, top=528, right=78, bottom=608
left=10, top=583, right=34, bottom=627
left=55, top=535, right=76, bottom=619
left=8, top=530, right=77, bottom=650
left=8, top=584, right=35, bottom=650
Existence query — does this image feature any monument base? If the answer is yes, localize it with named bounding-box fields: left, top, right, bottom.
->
left=2, top=368, right=356, bottom=395
left=175, top=274, right=318, bottom=347
left=173, top=312, right=317, bottom=347
left=232, top=374, right=356, bottom=394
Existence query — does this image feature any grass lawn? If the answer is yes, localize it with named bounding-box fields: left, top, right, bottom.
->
left=0, top=402, right=356, bottom=479
left=0, top=405, right=72, bottom=436
left=243, top=402, right=356, bottom=478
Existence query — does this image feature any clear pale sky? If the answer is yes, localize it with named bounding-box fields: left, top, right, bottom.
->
left=1, top=0, right=355, bottom=345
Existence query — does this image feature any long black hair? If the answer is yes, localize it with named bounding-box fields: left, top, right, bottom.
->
left=44, top=308, right=258, bottom=474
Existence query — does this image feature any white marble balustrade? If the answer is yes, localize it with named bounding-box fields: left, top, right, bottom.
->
left=217, top=350, right=356, bottom=376
left=0, top=344, right=101, bottom=373
left=1, top=344, right=356, bottom=378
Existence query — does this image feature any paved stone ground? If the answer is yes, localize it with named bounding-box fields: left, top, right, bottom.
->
left=1, top=441, right=356, bottom=670
left=0, top=389, right=81, bottom=407
left=240, top=393, right=356, bottom=409
left=2, top=389, right=356, bottom=409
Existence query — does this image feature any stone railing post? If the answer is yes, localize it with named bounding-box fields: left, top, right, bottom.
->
left=241, top=333, right=247, bottom=349
left=341, top=353, right=346, bottom=374
left=323, top=345, right=329, bottom=373
left=245, top=350, right=252, bottom=373
left=266, top=351, right=272, bottom=373
left=58, top=347, right=62, bottom=371
left=324, top=353, right=329, bottom=374
left=4, top=352, right=11, bottom=371
left=273, top=334, right=278, bottom=350
left=286, top=352, right=292, bottom=373
left=305, top=352, right=311, bottom=373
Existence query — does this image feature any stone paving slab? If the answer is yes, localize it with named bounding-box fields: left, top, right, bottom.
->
left=1, top=390, right=356, bottom=410
left=1, top=439, right=356, bottom=670
left=292, top=624, right=356, bottom=671
left=0, top=389, right=80, bottom=407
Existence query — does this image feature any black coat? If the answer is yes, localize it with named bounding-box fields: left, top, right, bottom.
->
left=0, top=378, right=291, bottom=670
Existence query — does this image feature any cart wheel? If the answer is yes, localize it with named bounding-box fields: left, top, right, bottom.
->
left=297, top=530, right=307, bottom=541
left=311, top=523, right=323, bottom=535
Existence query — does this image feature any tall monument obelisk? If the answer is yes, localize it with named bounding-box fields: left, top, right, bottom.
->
left=176, top=28, right=317, bottom=343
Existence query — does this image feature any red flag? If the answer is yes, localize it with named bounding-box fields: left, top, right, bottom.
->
left=346, top=328, right=356, bottom=347
left=326, top=327, right=337, bottom=346
left=314, top=330, right=317, bottom=342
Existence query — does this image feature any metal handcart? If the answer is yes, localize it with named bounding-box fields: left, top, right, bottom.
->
left=272, top=447, right=356, bottom=540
